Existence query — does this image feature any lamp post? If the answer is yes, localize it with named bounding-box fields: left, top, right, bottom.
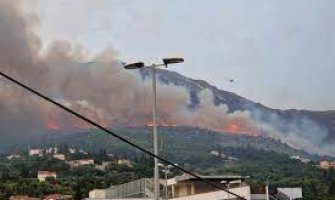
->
left=158, top=163, right=174, bottom=199
left=124, top=57, right=184, bottom=200
left=221, top=179, right=243, bottom=200
left=266, top=175, right=271, bottom=200
left=220, top=180, right=230, bottom=199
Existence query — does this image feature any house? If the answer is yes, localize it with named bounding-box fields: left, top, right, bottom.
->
left=79, top=149, right=88, bottom=155
left=117, top=159, right=131, bottom=166
left=67, top=159, right=94, bottom=168
left=9, top=195, right=40, bottom=200
left=251, top=187, right=303, bottom=200
left=67, top=160, right=78, bottom=168
left=290, top=155, right=311, bottom=164
left=45, top=147, right=59, bottom=155
left=79, top=159, right=94, bottom=165
left=29, top=149, right=43, bottom=157
left=89, top=189, right=109, bottom=199
left=68, top=148, right=76, bottom=154
left=319, top=160, right=335, bottom=170
left=38, top=171, right=57, bottom=182
left=275, top=188, right=302, bottom=200
left=167, top=174, right=250, bottom=199
left=210, top=150, right=219, bottom=156
left=210, top=150, right=238, bottom=161
left=43, top=194, right=63, bottom=200
left=95, top=161, right=112, bottom=171
left=290, top=155, right=301, bottom=160
left=7, top=154, right=21, bottom=160
left=53, top=154, right=66, bottom=161
left=9, top=196, right=31, bottom=200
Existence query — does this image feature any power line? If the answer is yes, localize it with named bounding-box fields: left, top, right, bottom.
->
left=0, top=71, right=247, bottom=200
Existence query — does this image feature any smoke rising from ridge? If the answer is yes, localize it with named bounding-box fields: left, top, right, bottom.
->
left=0, top=1, right=333, bottom=156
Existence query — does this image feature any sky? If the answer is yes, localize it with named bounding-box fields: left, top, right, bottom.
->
left=29, top=0, right=335, bottom=110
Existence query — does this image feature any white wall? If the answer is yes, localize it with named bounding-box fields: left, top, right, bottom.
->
left=250, top=194, right=266, bottom=200
left=171, top=186, right=251, bottom=200
left=278, top=188, right=302, bottom=199
left=89, top=189, right=107, bottom=199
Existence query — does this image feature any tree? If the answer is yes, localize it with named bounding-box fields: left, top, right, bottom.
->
left=329, top=180, right=335, bottom=196
left=74, top=178, right=83, bottom=200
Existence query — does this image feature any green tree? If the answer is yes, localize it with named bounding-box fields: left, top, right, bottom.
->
left=329, top=180, right=335, bottom=196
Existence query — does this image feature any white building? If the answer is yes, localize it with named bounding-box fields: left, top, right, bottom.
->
left=85, top=174, right=251, bottom=200
left=45, top=147, right=59, bottom=154
left=79, top=159, right=94, bottom=165
left=167, top=174, right=250, bottom=200
left=210, top=150, right=220, bottom=156
left=251, top=187, right=303, bottom=200
left=290, top=155, right=310, bottom=164
left=85, top=174, right=303, bottom=200
left=68, top=148, right=77, bottom=154
left=89, top=189, right=110, bottom=199
left=67, top=159, right=95, bottom=168
left=7, top=154, right=21, bottom=160
left=275, top=188, right=302, bottom=200
left=319, top=160, right=335, bottom=170
left=79, top=149, right=88, bottom=155
left=117, top=159, right=131, bottom=166
left=29, top=149, right=43, bottom=157
left=53, top=154, right=66, bottom=160
left=37, top=171, right=57, bottom=182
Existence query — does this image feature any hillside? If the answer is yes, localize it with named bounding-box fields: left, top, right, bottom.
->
left=28, top=126, right=325, bottom=166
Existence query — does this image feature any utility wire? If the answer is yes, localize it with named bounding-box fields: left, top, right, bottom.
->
left=0, top=71, right=247, bottom=200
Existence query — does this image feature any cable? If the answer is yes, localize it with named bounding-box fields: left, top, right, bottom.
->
left=0, top=71, right=247, bottom=200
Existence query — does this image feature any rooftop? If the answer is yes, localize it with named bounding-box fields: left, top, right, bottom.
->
left=174, top=173, right=248, bottom=183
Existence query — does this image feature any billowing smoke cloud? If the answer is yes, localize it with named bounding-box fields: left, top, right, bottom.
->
left=0, top=1, right=333, bottom=156
left=0, top=0, right=192, bottom=139
left=251, top=109, right=335, bottom=157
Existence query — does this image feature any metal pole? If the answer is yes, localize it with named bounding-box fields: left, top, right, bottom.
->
left=165, top=168, right=168, bottom=200
left=152, top=65, right=159, bottom=200
left=266, top=176, right=270, bottom=200
left=227, top=183, right=230, bottom=200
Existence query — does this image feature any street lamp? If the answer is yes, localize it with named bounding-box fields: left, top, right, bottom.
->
left=158, top=163, right=174, bottom=200
left=124, top=57, right=184, bottom=200
left=221, top=179, right=243, bottom=200
left=220, top=180, right=232, bottom=199
left=266, top=175, right=271, bottom=200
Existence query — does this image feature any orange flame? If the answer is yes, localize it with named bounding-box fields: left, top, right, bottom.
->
left=141, top=121, right=259, bottom=136
left=45, top=116, right=109, bottom=131
left=215, top=124, right=260, bottom=136
left=45, top=115, right=259, bottom=137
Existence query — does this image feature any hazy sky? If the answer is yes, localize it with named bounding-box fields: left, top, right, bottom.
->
left=31, top=0, right=335, bottom=110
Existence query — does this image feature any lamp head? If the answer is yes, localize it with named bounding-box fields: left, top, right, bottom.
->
left=124, top=62, right=145, bottom=69
left=162, top=58, right=184, bottom=65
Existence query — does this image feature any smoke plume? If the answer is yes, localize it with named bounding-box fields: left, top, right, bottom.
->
left=0, top=1, right=333, bottom=156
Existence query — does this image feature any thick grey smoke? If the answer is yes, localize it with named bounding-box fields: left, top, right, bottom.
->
left=251, top=109, right=335, bottom=156
left=0, top=1, right=333, bottom=156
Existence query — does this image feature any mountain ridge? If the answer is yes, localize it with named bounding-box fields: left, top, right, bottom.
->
left=153, top=68, right=335, bottom=133
left=139, top=68, right=335, bottom=156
